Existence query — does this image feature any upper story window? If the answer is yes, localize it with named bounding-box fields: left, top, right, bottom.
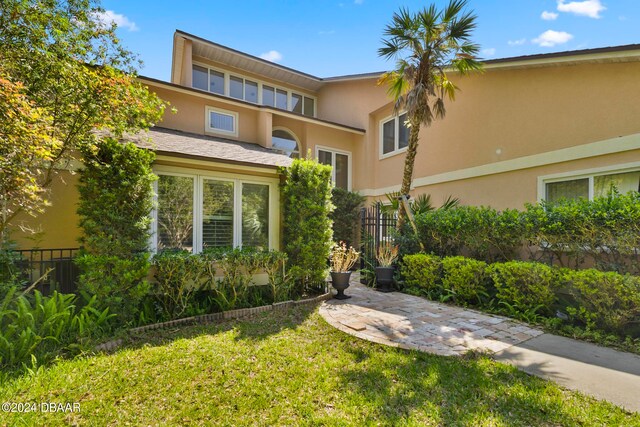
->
left=192, top=63, right=316, bottom=117
left=317, top=147, right=351, bottom=190
left=206, top=106, right=237, bottom=137
left=543, top=168, right=640, bottom=203
left=380, top=113, right=409, bottom=158
left=272, top=129, right=299, bottom=158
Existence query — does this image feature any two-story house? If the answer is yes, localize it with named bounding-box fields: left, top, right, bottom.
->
left=11, top=30, right=640, bottom=257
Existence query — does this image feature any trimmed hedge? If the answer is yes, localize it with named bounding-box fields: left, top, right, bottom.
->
left=441, top=256, right=488, bottom=306
left=399, top=254, right=640, bottom=339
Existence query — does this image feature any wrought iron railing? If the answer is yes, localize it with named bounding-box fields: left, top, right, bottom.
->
left=13, top=248, right=80, bottom=294
left=360, top=204, right=397, bottom=284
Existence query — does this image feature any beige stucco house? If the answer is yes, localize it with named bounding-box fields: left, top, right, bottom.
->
left=11, top=30, right=640, bottom=256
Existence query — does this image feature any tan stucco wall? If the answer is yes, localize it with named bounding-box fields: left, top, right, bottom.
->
left=321, top=60, right=640, bottom=205
left=11, top=171, right=81, bottom=249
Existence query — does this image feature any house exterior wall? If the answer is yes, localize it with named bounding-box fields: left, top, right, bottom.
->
left=318, top=60, right=640, bottom=209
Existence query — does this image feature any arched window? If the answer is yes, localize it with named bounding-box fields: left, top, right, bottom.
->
left=272, top=129, right=300, bottom=158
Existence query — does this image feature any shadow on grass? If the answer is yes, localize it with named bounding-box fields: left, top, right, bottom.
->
left=335, top=338, right=632, bottom=426
left=103, top=303, right=319, bottom=354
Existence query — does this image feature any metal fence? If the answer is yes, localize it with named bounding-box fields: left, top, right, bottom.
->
left=13, top=248, right=80, bottom=294
left=359, top=204, right=397, bottom=282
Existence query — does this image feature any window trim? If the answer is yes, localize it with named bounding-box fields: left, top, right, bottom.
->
left=272, top=126, right=301, bottom=158
left=379, top=111, right=409, bottom=160
left=193, top=61, right=317, bottom=117
left=205, top=106, right=238, bottom=137
left=537, top=161, right=640, bottom=202
left=152, top=167, right=278, bottom=253
left=315, top=145, right=352, bottom=191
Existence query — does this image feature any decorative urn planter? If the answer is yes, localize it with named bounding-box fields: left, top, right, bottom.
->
left=330, top=271, right=352, bottom=300
left=375, top=266, right=395, bottom=293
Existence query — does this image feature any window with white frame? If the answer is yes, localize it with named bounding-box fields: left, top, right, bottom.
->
left=543, top=168, right=640, bottom=203
left=317, top=147, right=351, bottom=190
left=206, top=107, right=237, bottom=136
left=192, top=64, right=316, bottom=117
left=154, top=173, right=272, bottom=252
left=380, top=112, right=409, bottom=157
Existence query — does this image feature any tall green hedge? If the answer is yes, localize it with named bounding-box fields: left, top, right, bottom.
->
left=331, top=187, right=365, bottom=247
left=76, top=138, right=156, bottom=324
left=280, top=158, right=333, bottom=293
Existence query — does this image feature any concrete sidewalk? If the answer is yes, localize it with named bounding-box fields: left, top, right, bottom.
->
left=319, top=278, right=640, bottom=413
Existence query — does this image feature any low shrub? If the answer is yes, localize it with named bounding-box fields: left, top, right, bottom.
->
left=152, top=251, right=207, bottom=320
left=75, top=254, right=151, bottom=326
left=400, top=254, right=442, bottom=297
left=562, top=268, right=640, bottom=335
left=441, top=256, right=488, bottom=306
left=488, top=261, right=558, bottom=318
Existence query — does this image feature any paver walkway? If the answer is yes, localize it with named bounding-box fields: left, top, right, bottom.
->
left=319, top=276, right=640, bottom=413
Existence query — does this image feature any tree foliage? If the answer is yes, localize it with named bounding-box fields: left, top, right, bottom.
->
left=0, top=0, right=166, bottom=241
left=330, top=188, right=365, bottom=247
left=378, top=0, right=482, bottom=226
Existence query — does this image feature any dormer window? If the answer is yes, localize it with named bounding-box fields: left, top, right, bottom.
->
left=192, top=63, right=316, bottom=117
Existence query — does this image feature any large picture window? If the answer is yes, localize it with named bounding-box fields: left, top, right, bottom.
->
left=154, top=172, right=273, bottom=253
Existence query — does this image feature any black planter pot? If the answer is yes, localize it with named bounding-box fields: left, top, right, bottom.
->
left=330, top=271, right=352, bottom=300
left=375, top=266, right=395, bottom=293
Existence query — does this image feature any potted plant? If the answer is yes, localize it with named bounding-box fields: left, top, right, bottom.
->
left=329, top=242, right=359, bottom=299
left=375, top=242, right=399, bottom=292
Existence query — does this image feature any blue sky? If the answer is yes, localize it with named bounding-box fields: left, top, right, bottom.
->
left=100, top=0, right=640, bottom=81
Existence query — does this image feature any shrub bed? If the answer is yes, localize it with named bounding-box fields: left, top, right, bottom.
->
left=399, top=254, right=640, bottom=343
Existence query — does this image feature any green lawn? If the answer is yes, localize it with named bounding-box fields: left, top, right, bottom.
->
left=1, top=305, right=638, bottom=426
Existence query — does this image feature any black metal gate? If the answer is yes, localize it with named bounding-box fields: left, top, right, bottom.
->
left=359, top=204, right=396, bottom=283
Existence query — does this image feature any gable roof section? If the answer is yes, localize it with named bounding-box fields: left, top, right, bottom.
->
left=131, top=127, right=294, bottom=168
left=177, top=30, right=324, bottom=92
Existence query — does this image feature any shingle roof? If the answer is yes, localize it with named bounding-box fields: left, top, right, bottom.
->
left=130, top=127, right=294, bottom=168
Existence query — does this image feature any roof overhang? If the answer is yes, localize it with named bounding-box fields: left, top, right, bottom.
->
left=176, top=30, right=324, bottom=92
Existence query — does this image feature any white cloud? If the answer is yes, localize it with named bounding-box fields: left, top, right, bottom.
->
left=541, top=11, right=559, bottom=20
left=482, top=48, right=496, bottom=56
left=508, top=38, right=527, bottom=46
left=532, top=30, right=574, bottom=47
left=93, top=10, right=139, bottom=32
left=557, top=0, right=606, bottom=19
left=259, top=50, right=283, bottom=62
left=354, top=0, right=364, bottom=4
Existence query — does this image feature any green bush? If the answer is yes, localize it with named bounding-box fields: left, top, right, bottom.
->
left=280, top=158, right=333, bottom=294
left=152, top=251, right=207, bottom=320
left=330, top=188, right=365, bottom=247
left=75, top=254, right=150, bottom=325
left=488, top=261, right=558, bottom=317
left=441, top=256, right=488, bottom=306
left=400, top=254, right=442, bottom=296
left=76, top=138, right=156, bottom=326
left=562, top=268, right=640, bottom=335
left=0, top=288, right=112, bottom=370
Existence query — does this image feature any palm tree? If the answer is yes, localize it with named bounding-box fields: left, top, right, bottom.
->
left=378, top=0, right=483, bottom=227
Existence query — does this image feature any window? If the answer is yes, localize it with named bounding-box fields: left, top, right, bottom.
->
left=156, top=175, right=195, bottom=251
left=154, top=172, right=274, bottom=252
left=542, top=168, right=640, bottom=202
left=272, top=129, right=299, bottom=158
left=380, top=113, right=409, bottom=157
left=192, top=65, right=208, bottom=91
left=206, top=107, right=237, bottom=136
left=317, top=147, right=351, bottom=190
left=191, top=64, right=317, bottom=116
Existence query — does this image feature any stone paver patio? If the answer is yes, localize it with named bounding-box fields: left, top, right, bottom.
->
left=320, top=277, right=543, bottom=357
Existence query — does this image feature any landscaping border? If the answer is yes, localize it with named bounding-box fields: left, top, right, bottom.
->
left=95, top=292, right=333, bottom=352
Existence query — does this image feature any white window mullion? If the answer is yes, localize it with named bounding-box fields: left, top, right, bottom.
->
left=234, top=180, right=242, bottom=248
left=588, top=176, right=595, bottom=200
left=150, top=179, right=158, bottom=252
left=194, top=176, right=203, bottom=254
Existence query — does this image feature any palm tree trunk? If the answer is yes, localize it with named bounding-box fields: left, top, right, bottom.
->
left=397, top=118, right=421, bottom=229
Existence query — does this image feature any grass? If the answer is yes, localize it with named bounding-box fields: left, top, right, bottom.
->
left=0, top=305, right=638, bottom=426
